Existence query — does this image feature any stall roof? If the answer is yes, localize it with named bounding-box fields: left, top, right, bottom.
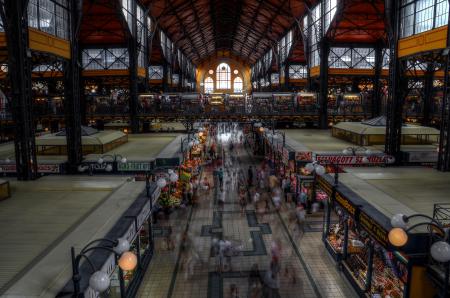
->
left=338, top=167, right=450, bottom=229
left=36, top=130, right=126, bottom=146
left=333, top=121, right=440, bottom=136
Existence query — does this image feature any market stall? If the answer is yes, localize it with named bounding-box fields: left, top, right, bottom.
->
left=273, top=92, right=294, bottom=113
left=252, top=92, right=273, bottom=114
left=181, top=93, right=202, bottom=113
left=318, top=174, right=435, bottom=298
left=227, top=93, right=246, bottom=113
left=206, top=93, right=225, bottom=113
left=138, top=93, right=159, bottom=113
left=35, top=126, right=128, bottom=155
left=296, top=92, right=318, bottom=113
left=332, top=116, right=440, bottom=146
left=160, top=93, right=181, bottom=112
left=343, top=93, right=362, bottom=109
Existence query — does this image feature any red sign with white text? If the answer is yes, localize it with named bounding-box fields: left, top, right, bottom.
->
left=0, top=164, right=60, bottom=173
left=316, top=155, right=386, bottom=165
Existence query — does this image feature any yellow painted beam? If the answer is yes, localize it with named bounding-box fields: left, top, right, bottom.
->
left=310, top=66, right=320, bottom=77
left=28, top=28, right=70, bottom=59
left=0, top=32, right=6, bottom=48
left=137, top=67, right=146, bottom=78
left=398, top=26, right=447, bottom=58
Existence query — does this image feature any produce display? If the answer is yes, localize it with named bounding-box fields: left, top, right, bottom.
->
left=273, top=94, right=294, bottom=112
left=369, top=248, right=406, bottom=298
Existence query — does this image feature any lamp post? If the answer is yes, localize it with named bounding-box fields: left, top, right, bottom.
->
left=97, top=154, right=127, bottom=172
left=71, top=237, right=138, bottom=297
left=388, top=213, right=450, bottom=298
left=77, top=154, right=127, bottom=175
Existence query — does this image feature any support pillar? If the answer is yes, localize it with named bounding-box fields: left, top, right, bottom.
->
left=162, top=61, right=169, bottom=92
left=1, top=0, right=37, bottom=180
left=128, top=0, right=139, bottom=133
left=372, top=43, right=383, bottom=117
left=437, top=3, right=450, bottom=170
left=422, top=63, right=434, bottom=126
left=143, top=13, right=150, bottom=93
left=319, top=39, right=330, bottom=129
left=63, top=0, right=83, bottom=173
left=385, top=0, right=405, bottom=163
left=284, top=62, right=290, bottom=91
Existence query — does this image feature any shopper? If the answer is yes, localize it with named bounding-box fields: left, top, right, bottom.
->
left=218, top=167, right=224, bottom=189
left=247, top=165, right=253, bottom=187
left=296, top=204, right=306, bottom=233
left=282, top=176, right=290, bottom=203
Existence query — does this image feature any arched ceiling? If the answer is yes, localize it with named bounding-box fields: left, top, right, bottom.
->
left=145, top=0, right=311, bottom=65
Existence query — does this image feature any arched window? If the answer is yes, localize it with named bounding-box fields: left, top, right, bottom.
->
left=233, top=77, right=243, bottom=93
left=216, top=63, right=230, bottom=89
left=204, top=77, right=214, bottom=93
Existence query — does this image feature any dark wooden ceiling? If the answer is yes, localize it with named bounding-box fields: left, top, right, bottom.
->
left=78, top=0, right=386, bottom=66
left=146, top=0, right=310, bottom=64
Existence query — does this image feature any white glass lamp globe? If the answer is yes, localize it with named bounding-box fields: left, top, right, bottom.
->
left=97, top=157, right=104, bottom=164
left=430, top=241, right=450, bottom=263
left=390, top=214, right=407, bottom=229
left=89, top=271, right=110, bottom=292
left=118, top=251, right=138, bottom=271
left=305, top=163, right=315, bottom=173
left=113, top=237, right=130, bottom=255
left=388, top=228, right=408, bottom=247
left=78, top=165, right=87, bottom=173
left=315, top=165, right=326, bottom=176
left=386, top=156, right=396, bottom=164
left=105, top=164, right=113, bottom=172
left=169, top=173, right=179, bottom=182
left=157, top=178, right=167, bottom=188
left=120, top=157, right=127, bottom=164
left=343, top=149, right=350, bottom=155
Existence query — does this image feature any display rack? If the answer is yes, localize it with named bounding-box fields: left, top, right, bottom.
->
left=296, top=92, right=318, bottom=112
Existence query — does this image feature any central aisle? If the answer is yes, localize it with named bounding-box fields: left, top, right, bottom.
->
left=138, top=125, right=357, bottom=298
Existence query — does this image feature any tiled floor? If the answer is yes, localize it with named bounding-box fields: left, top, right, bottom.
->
left=138, top=133, right=357, bottom=298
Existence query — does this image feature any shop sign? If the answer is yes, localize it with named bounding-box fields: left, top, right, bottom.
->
left=118, top=161, right=152, bottom=172
left=358, top=210, right=389, bottom=247
left=155, top=157, right=180, bottom=168
left=406, top=151, right=438, bottom=163
left=316, top=154, right=386, bottom=165
left=335, top=192, right=356, bottom=216
left=0, top=163, right=60, bottom=173
left=295, top=151, right=313, bottom=161
left=317, top=175, right=333, bottom=196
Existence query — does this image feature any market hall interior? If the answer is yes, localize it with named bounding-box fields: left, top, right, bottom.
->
left=1, top=0, right=450, bottom=297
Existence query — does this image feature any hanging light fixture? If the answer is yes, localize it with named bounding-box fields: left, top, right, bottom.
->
left=89, top=271, right=110, bottom=292
left=388, top=228, right=408, bottom=247
left=157, top=178, right=167, bottom=188
left=118, top=251, right=138, bottom=271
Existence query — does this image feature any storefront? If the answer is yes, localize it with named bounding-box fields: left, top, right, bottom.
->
left=57, top=185, right=160, bottom=298
left=319, top=175, right=434, bottom=298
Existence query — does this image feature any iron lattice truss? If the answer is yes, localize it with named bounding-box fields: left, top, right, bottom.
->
left=145, top=0, right=310, bottom=65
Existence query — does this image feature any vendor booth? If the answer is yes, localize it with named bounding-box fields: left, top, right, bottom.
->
left=296, top=92, right=318, bottom=113
left=317, top=174, right=436, bottom=298
left=332, top=116, right=440, bottom=146
left=36, top=126, right=128, bottom=155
